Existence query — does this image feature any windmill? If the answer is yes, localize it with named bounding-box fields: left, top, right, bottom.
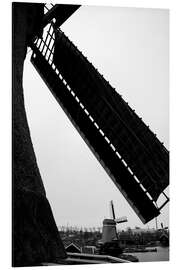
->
left=159, top=222, right=169, bottom=247
left=12, top=2, right=169, bottom=265
left=102, top=200, right=127, bottom=244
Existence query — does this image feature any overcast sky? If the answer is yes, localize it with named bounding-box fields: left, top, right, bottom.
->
left=23, top=5, right=169, bottom=230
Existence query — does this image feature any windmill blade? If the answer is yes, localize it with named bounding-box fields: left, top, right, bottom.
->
left=109, top=200, right=116, bottom=220
left=115, top=216, right=128, bottom=224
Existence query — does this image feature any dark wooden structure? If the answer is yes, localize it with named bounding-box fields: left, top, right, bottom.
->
left=30, top=4, right=169, bottom=224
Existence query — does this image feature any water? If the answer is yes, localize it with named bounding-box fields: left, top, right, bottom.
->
left=130, top=246, right=169, bottom=262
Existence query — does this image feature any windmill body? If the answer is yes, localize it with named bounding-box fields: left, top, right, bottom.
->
left=102, top=219, right=118, bottom=244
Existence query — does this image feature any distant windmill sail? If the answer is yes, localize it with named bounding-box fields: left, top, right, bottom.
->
left=110, top=200, right=116, bottom=220
left=110, top=200, right=128, bottom=224
left=30, top=14, right=169, bottom=224
left=115, top=217, right=128, bottom=224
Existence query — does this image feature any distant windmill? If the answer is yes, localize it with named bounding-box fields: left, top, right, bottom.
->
left=102, top=200, right=127, bottom=244
left=160, top=222, right=168, bottom=231
left=159, top=222, right=169, bottom=247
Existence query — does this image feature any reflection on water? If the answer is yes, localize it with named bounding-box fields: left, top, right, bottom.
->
left=131, top=246, right=169, bottom=262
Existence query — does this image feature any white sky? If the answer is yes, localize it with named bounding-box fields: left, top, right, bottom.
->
left=23, top=5, right=169, bottom=230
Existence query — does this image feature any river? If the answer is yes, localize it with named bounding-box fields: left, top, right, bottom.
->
left=129, top=246, right=169, bottom=262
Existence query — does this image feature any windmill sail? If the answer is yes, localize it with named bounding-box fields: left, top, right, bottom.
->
left=110, top=200, right=127, bottom=224
left=53, top=30, right=169, bottom=202
left=110, top=200, right=116, bottom=220
left=115, top=217, right=128, bottom=224
left=30, top=7, right=169, bottom=223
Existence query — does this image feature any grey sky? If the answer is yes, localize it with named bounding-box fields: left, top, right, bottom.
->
left=23, top=5, right=169, bottom=230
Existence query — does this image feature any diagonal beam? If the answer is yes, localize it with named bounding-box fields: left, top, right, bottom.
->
left=43, top=4, right=81, bottom=28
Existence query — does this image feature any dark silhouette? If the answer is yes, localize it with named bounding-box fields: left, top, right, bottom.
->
left=12, top=3, right=66, bottom=266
